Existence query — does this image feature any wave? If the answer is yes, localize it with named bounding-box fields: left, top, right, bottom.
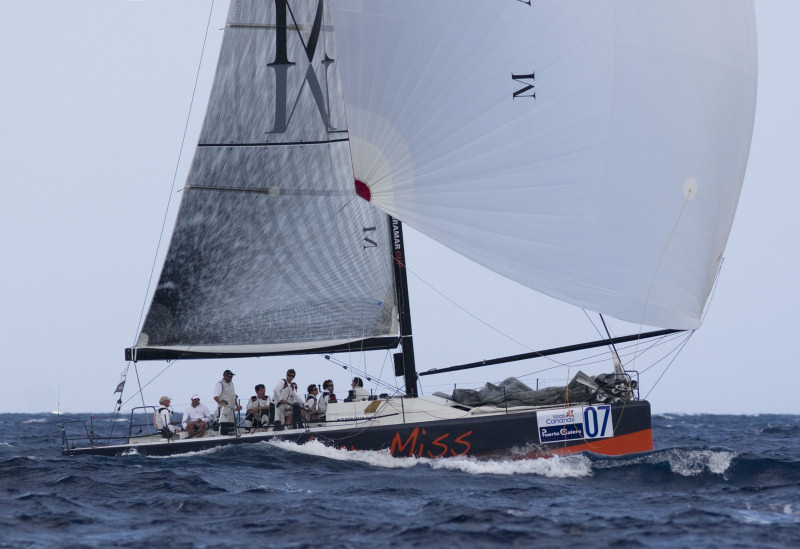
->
left=657, top=448, right=737, bottom=476
left=591, top=447, right=737, bottom=477
left=737, top=504, right=800, bottom=526
left=269, top=439, right=593, bottom=478
left=760, top=423, right=800, bottom=435
left=589, top=447, right=800, bottom=490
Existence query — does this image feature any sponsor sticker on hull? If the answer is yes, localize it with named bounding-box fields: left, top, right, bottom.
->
left=537, top=405, right=614, bottom=444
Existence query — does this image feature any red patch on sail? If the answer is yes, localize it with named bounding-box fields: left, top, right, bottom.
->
left=354, top=179, right=371, bottom=202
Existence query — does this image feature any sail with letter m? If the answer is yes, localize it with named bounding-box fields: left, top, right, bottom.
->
left=333, top=0, right=757, bottom=331
left=132, top=0, right=398, bottom=361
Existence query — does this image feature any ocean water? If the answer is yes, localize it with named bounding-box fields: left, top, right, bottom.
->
left=1, top=413, right=798, bottom=548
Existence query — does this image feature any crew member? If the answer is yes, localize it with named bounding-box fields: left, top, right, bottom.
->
left=318, top=379, right=337, bottom=421
left=213, top=369, right=241, bottom=434
left=182, top=395, right=212, bottom=438
left=272, top=369, right=296, bottom=431
left=245, top=384, right=271, bottom=430
left=155, top=396, right=179, bottom=438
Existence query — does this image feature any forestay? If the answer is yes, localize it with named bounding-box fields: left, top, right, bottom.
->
left=332, top=0, right=758, bottom=330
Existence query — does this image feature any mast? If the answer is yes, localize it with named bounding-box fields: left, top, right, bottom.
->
left=389, top=217, right=418, bottom=397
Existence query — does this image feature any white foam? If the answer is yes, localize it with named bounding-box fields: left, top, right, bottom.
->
left=146, top=445, right=228, bottom=458
left=663, top=449, right=737, bottom=477
left=269, top=439, right=416, bottom=468
left=428, top=453, right=593, bottom=477
left=269, top=439, right=593, bottom=477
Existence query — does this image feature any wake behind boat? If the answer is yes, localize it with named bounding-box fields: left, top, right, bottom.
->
left=62, top=1, right=757, bottom=459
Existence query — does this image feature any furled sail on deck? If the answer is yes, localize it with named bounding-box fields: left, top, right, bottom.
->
left=331, top=0, right=758, bottom=330
left=132, top=1, right=399, bottom=360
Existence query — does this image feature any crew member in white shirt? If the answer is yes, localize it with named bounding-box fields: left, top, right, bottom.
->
left=182, top=395, right=212, bottom=438
left=213, top=369, right=241, bottom=434
left=350, top=377, right=370, bottom=401
left=273, top=369, right=296, bottom=430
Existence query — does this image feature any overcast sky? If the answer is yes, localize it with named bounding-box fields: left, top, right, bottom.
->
left=1, top=1, right=797, bottom=416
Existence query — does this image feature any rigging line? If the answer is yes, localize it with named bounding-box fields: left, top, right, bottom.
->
left=131, top=0, right=217, bottom=345
left=610, top=330, right=690, bottom=430
left=404, top=265, right=570, bottom=368
left=122, top=359, right=180, bottom=410
left=597, top=312, right=634, bottom=433
left=599, top=314, right=622, bottom=365
left=133, top=363, right=147, bottom=410
left=580, top=309, right=679, bottom=376
left=631, top=187, right=695, bottom=369
left=518, top=332, right=678, bottom=376
left=643, top=331, right=695, bottom=401
left=582, top=309, right=606, bottom=341
left=698, top=258, right=725, bottom=328
left=615, top=337, right=683, bottom=372
left=374, top=349, right=397, bottom=394
left=580, top=308, right=634, bottom=426
left=635, top=331, right=693, bottom=375
left=505, top=332, right=684, bottom=392
left=324, top=354, right=399, bottom=394
left=636, top=346, right=682, bottom=376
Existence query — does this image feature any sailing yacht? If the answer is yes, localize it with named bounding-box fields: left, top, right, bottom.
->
left=62, top=0, right=757, bottom=458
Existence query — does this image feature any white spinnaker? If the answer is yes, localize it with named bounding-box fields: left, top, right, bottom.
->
left=332, top=0, right=757, bottom=330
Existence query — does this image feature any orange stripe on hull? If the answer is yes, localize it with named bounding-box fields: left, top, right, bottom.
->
left=520, top=429, right=653, bottom=459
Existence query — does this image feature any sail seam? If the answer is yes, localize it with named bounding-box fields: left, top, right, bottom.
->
left=198, top=137, right=349, bottom=148
left=226, top=24, right=334, bottom=31
left=185, top=185, right=350, bottom=196
left=228, top=23, right=300, bottom=30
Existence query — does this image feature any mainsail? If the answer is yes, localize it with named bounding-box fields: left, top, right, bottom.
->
left=132, top=1, right=399, bottom=360
left=129, top=0, right=757, bottom=361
